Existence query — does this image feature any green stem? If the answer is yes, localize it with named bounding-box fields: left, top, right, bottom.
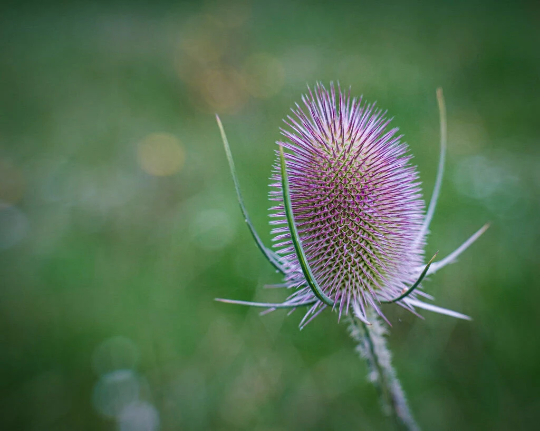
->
left=347, top=311, right=420, bottom=431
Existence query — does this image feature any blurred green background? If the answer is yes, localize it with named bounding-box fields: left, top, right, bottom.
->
left=0, top=0, right=538, bottom=430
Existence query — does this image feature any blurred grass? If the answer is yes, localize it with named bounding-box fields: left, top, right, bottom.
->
left=0, top=0, right=539, bottom=430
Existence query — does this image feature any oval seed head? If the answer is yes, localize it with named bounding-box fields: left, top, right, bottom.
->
left=269, top=83, right=426, bottom=323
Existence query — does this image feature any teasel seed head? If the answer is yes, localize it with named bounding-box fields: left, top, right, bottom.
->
left=269, top=83, right=429, bottom=323
left=215, top=84, right=488, bottom=327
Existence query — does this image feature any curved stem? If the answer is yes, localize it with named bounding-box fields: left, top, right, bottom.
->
left=348, top=311, right=420, bottom=431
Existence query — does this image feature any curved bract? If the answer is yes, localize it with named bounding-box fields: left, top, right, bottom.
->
left=216, top=114, right=286, bottom=274
left=382, top=251, right=438, bottom=303
left=416, top=88, right=447, bottom=243
left=279, top=145, right=335, bottom=307
left=215, top=297, right=316, bottom=309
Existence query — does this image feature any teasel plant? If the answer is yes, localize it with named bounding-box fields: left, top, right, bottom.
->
left=215, top=83, right=488, bottom=430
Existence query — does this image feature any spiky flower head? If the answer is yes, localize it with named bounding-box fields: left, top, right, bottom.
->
left=269, top=83, right=428, bottom=324
left=216, top=83, right=488, bottom=327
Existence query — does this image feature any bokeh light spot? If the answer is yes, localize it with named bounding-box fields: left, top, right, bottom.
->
left=453, top=154, right=523, bottom=218
left=92, top=370, right=140, bottom=419
left=243, top=54, right=285, bottom=99
left=454, top=155, right=507, bottom=200
left=137, top=133, right=185, bottom=177
left=193, top=67, right=247, bottom=114
left=118, top=401, right=160, bottom=431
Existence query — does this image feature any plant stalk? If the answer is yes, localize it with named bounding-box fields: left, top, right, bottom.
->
left=347, top=311, right=420, bottom=431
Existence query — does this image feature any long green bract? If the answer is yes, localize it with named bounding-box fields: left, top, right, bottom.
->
left=216, top=115, right=285, bottom=274
left=416, top=88, right=447, bottom=243
left=279, top=146, right=335, bottom=307
left=215, top=298, right=317, bottom=308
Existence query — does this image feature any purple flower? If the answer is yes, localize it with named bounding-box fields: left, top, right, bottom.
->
left=216, top=83, right=488, bottom=328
